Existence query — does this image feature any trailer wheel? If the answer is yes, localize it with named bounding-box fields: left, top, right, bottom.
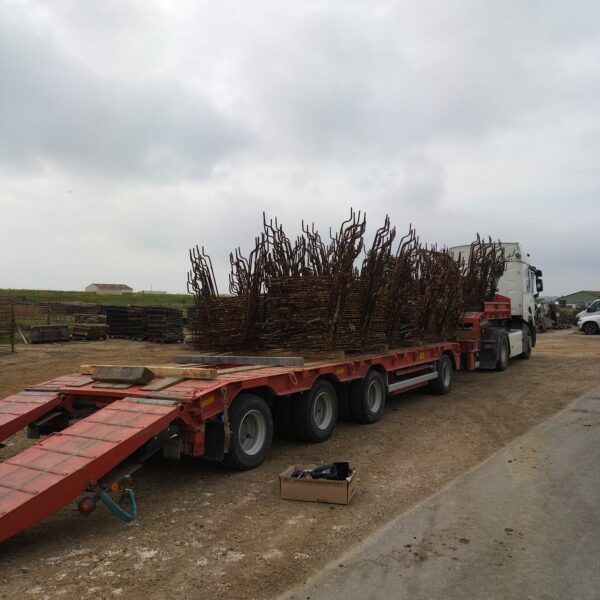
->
left=223, top=394, right=273, bottom=470
left=518, top=325, right=532, bottom=359
left=428, top=354, right=453, bottom=395
left=293, top=380, right=338, bottom=443
left=349, top=370, right=387, bottom=423
left=496, top=335, right=509, bottom=371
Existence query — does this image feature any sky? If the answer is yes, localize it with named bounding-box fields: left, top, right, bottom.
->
left=1, top=0, right=599, bottom=296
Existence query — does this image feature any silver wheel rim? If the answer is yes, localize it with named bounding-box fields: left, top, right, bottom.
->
left=367, top=379, right=384, bottom=413
left=441, top=361, right=451, bottom=387
left=239, top=409, right=267, bottom=456
left=313, top=391, right=334, bottom=430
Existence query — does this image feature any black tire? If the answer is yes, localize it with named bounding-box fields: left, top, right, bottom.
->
left=496, top=335, right=509, bottom=371
left=428, top=354, right=453, bottom=395
left=519, top=325, right=533, bottom=359
left=583, top=321, right=599, bottom=335
left=223, top=394, right=273, bottom=471
left=349, top=370, right=387, bottom=423
left=293, top=380, right=338, bottom=443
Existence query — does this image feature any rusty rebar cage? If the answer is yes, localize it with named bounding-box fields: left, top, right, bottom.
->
left=187, top=212, right=507, bottom=353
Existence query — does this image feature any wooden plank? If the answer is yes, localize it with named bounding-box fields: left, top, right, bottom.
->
left=92, top=382, right=134, bottom=389
left=175, top=355, right=305, bottom=367
left=80, top=364, right=218, bottom=380
left=140, top=377, right=183, bottom=392
left=217, top=365, right=269, bottom=375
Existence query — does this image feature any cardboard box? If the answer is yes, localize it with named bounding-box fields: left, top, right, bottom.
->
left=279, top=464, right=356, bottom=505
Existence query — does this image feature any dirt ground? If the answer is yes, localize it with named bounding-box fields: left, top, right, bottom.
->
left=0, top=330, right=598, bottom=600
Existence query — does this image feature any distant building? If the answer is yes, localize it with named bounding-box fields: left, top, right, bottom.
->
left=85, top=283, right=133, bottom=296
left=557, top=290, right=600, bottom=307
left=139, top=290, right=167, bottom=295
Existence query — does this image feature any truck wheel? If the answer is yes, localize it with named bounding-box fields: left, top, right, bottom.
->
left=428, top=354, right=453, bottom=395
left=349, top=370, right=387, bottom=423
left=496, top=335, right=509, bottom=371
left=293, top=380, right=338, bottom=442
left=583, top=321, right=599, bottom=335
left=518, top=325, right=533, bottom=359
left=223, top=394, right=273, bottom=470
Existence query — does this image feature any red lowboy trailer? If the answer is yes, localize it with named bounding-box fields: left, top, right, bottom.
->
left=0, top=295, right=515, bottom=543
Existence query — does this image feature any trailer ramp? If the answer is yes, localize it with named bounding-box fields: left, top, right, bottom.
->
left=0, top=392, right=61, bottom=443
left=0, top=398, right=179, bottom=543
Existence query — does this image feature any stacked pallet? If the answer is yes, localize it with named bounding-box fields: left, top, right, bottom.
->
left=127, top=306, right=147, bottom=339
left=105, top=306, right=129, bottom=337
left=0, top=297, right=15, bottom=353
left=71, top=314, right=109, bottom=341
left=147, top=306, right=183, bottom=343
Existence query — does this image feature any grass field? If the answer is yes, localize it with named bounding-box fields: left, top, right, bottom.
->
left=0, top=288, right=194, bottom=309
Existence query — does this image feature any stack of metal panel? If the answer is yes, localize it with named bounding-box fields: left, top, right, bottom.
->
left=146, top=306, right=183, bottom=343
left=127, top=306, right=147, bottom=340
left=105, top=306, right=129, bottom=337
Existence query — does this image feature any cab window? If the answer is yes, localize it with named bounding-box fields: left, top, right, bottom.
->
left=588, top=300, right=599, bottom=313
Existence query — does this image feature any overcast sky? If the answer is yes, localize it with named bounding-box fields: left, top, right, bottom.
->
left=1, top=0, right=599, bottom=296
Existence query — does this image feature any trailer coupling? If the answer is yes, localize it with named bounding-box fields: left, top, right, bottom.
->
left=77, top=423, right=179, bottom=524
left=78, top=484, right=137, bottom=523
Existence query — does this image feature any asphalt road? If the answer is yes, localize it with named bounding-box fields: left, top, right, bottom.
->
left=283, top=386, right=600, bottom=600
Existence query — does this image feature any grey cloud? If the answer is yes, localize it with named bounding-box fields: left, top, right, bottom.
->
left=0, top=13, right=247, bottom=180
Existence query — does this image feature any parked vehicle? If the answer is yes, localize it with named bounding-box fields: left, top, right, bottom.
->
left=449, top=242, right=543, bottom=365
left=576, top=299, right=600, bottom=321
left=577, top=313, right=600, bottom=335
left=0, top=243, right=543, bottom=543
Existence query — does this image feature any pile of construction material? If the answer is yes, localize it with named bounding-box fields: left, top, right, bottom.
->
left=105, top=306, right=130, bottom=337
left=104, top=305, right=184, bottom=342
left=30, top=325, right=70, bottom=344
left=147, top=306, right=184, bottom=343
left=188, top=211, right=506, bottom=353
left=0, top=297, right=15, bottom=353
left=70, top=312, right=109, bottom=341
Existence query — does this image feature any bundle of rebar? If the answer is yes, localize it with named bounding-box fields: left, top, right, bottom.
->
left=187, top=212, right=507, bottom=353
left=458, top=235, right=507, bottom=310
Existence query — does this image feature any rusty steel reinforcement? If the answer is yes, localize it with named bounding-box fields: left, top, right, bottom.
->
left=187, top=211, right=507, bottom=353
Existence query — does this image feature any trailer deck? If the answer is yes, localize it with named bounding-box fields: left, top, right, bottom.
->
left=0, top=296, right=512, bottom=543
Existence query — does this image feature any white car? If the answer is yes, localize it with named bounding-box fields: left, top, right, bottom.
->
left=576, top=298, right=600, bottom=320
left=577, top=314, right=600, bottom=335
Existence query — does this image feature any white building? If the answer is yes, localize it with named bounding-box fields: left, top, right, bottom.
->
left=85, top=283, right=133, bottom=295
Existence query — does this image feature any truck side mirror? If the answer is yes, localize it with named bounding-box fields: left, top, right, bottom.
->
left=536, top=279, right=543, bottom=293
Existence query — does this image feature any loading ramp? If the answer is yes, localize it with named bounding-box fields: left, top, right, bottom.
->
left=0, top=398, right=179, bottom=543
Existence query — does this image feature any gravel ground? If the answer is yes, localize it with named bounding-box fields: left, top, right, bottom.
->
left=0, top=329, right=598, bottom=599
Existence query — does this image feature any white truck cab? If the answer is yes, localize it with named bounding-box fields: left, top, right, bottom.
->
left=449, top=242, right=543, bottom=369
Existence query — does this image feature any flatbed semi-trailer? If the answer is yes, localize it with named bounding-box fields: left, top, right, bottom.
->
left=0, top=294, right=522, bottom=543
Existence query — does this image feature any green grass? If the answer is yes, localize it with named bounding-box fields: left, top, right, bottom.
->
left=0, top=288, right=194, bottom=309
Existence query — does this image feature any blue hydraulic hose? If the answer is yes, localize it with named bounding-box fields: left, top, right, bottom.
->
left=98, top=489, right=138, bottom=523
